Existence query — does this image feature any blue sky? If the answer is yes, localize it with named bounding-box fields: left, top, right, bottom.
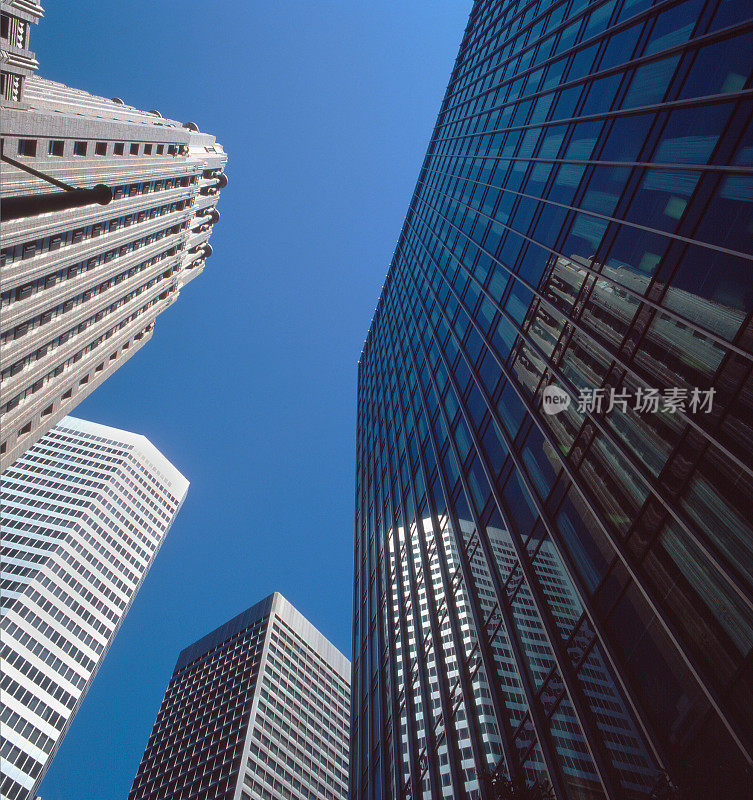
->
left=36, top=2, right=470, bottom=798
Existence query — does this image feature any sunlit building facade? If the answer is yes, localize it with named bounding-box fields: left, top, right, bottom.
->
left=351, top=0, right=753, bottom=798
left=0, top=2, right=227, bottom=472
left=0, top=416, right=188, bottom=800
left=128, top=593, right=350, bottom=800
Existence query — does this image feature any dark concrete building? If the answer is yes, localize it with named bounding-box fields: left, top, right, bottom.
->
left=128, top=593, right=350, bottom=800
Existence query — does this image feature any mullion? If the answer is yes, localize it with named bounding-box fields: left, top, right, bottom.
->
left=405, top=190, right=753, bottom=611
left=379, top=340, right=445, bottom=798
left=390, top=259, right=566, bottom=795
left=383, top=286, right=501, bottom=796
left=374, top=343, right=421, bottom=800
left=398, top=242, right=627, bottom=799
left=400, top=210, right=747, bottom=768
left=381, top=282, right=507, bottom=791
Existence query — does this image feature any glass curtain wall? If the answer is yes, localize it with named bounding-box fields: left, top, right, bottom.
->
left=351, top=0, right=753, bottom=798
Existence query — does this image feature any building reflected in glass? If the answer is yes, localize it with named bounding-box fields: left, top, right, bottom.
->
left=351, top=0, right=753, bottom=798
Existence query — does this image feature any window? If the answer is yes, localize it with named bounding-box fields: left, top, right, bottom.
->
left=130, top=143, right=139, bottom=155
left=156, top=144, right=164, bottom=154
left=113, top=142, right=124, bottom=155
left=95, top=141, right=107, bottom=156
left=1, top=14, right=9, bottom=40
left=17, top=139, right=37, bottom=156
left=15, top=283, right=33, bottom=301
left=73, top=141, right=87, bottom=156
left=144, top=143, right=152, bottom=155
left=48, top=140, right=64, bottom=156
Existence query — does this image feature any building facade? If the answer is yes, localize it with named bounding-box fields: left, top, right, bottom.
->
left=0, top=1, right=227, bottom=472
left=0, top=416, right=188, bottom=800
left=352, top=0, right=753, bottom=799
left=128, top=592, right=350, bottom=800
left=0, top=1, right=42, bottom=106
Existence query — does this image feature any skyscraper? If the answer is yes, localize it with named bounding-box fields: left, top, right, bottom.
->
left=0, top=1, right=42, bottom=105
left=352, top=1, right=753, bottom=798
left=0, top=416, right=188, bottom=800
left=128, top=592, right=350, bottom=800
left=0, top=3, right=227, bottom=472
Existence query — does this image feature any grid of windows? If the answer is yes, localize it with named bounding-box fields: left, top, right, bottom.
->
left=129, top=620, right=267, bottom=800
left=0, top=416, right=187, bottom=800
left=352, top=0, right=753, bottom=798
left=1, top=15, right=227, bottom=473
left=128, top=593, right=350, bottom=800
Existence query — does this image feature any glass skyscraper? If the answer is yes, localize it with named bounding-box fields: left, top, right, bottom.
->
left=128, top=592, right=350, bottom=800
left=351, top=1, right=753, bottom=798
left=0, top=416, right=188, bottom=800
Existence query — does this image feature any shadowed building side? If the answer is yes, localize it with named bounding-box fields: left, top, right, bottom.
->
left=351, top=0, right=753, bottom=798
left=127, top=593, right=351, bottom=800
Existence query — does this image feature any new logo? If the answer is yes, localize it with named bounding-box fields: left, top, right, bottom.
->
left=542, top=384, right=571, bottom=415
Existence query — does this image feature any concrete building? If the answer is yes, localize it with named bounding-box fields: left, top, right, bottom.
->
left=128, top=593, right=350, bottom=800
left=0, top=416, right=188, bottom=800
left=0, top=1, right=227, bottom=471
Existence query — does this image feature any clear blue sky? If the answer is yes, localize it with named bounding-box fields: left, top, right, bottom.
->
left=36, top=2, right=470, bottom=798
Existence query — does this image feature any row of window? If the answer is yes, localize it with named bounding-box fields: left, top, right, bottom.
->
left=273, top=618, right=350, bottom=700
left=253, top=688, right=348, bottom=785
left=1, top=707, right=55, bottom=757
left=1, top=181, right=191, bottom=267
left=16, top=137, right=181, bottom=158
left=2, top=240, right=179, bottom=348
left=0, top=741, right=42, bottom=800
left=0, top=644, right=76, bottom=720
left=2, top=616, right=87, bottom=690
left=2, top=315, right=151, bottom=450
left=0, top=251, right=178, bottom=396
left=21, top=577, right=110, bottom=648
left=104, top=477, right=168, bottom=533
left=267, top=630, right=350, bottom=724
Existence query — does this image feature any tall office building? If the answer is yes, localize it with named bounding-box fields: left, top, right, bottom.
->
left=0, top=2, right=227, bottom=471
left=352, top=0, right=753, bottom=798
left=128, top=592, right=350, bottom=800
left=0, top=416, right=188, bottom=800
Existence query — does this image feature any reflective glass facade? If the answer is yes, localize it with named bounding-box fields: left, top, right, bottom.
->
left=351, top=0, right=753, bottom=798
